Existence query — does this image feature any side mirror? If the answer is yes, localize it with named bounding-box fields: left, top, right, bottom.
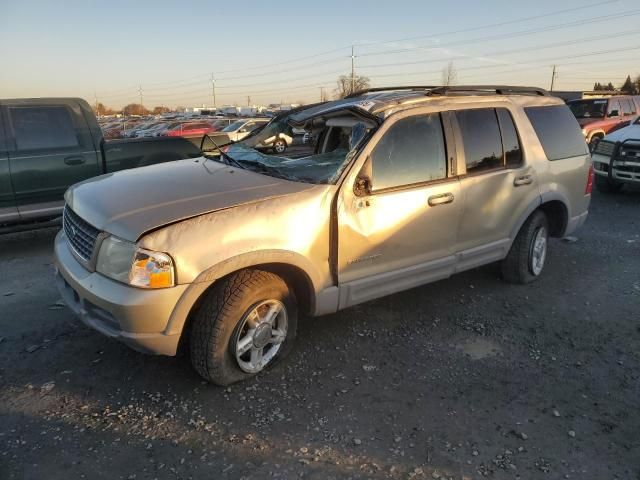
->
left=608, top=110, right=619, bottom=117
left=354, top=176, right=372, bottom=197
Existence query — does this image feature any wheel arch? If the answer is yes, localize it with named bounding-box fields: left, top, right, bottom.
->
left=509, top=195, right=569, bottom=244
left=587, top=130, right=605, bottom=143
left=166, top=251, right=322, bottom=351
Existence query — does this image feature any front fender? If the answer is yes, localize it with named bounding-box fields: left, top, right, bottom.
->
left=162, top=249, right=325, bottom=337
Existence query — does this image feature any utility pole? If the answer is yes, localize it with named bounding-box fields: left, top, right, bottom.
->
left=138, top=85, right=143, bottom=112
left=351, top=45, right=356, bottom=95
left=319, top=86, right=325, bottom=102
left=550, top=65, right=557, bottom=92
left=94, top=91, right=98, bottom=115
left=210, top=73, right=217, bottom=110
left=247, top=95, right=251, bottom=106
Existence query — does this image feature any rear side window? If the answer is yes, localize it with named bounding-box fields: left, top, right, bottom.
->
left=371, top=113, right=447, bottom=190
left=621, top=99, right=634, bottom=115
left=524, top=105, right=588, bottom=161
left=9, top=106, right=79, bottom=151
left=496, top=109, right=523, bottom=168
left=455, top=108, right=503, bottom=174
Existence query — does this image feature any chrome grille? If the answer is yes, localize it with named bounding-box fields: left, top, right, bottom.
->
left=63, top=206, right=100, bottom=262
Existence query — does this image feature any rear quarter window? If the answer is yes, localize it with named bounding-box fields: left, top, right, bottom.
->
left=9, top=106, right=79, bottom=151
left=524, top=105, right=588, bottom=161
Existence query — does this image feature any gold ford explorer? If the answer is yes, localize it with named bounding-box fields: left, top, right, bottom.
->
left=55, top=86, right=592, bottom=385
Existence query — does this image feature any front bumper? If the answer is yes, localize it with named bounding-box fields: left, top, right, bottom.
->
left=54, top=230, right=188, bottom=356
left=592, top=154, right=640, bottom=184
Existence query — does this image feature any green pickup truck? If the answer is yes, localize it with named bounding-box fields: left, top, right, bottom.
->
left=0, top=98, right=201, bottom=232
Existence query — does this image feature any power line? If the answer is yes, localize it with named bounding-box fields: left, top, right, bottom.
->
left=95, top=1, right=622, bottom=97
left=358, top=31, right=640, bottom=70
left=357, top=9, right=640, bottom=58
left=354, top=0, right=621, bottom=48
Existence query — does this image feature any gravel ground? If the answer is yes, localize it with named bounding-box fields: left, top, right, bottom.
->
left=0, top=189, right=638, bottom=480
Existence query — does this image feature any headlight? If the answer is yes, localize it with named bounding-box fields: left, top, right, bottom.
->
left=581, top=128, right=587, bottom=137
left=96, top=236, right=175, bottom=289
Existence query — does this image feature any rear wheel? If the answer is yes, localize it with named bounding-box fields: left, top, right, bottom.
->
left=595, top=174, right=623, bottom=194
left=190, top=269, right=297, bottom=385
left=501, top=211, right=549, bottom=284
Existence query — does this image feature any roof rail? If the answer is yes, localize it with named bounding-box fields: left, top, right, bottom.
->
left=345, top=86, right=439, bottom=98
left=427, top=85, right=549, bottom=96
left=346, top=85, right=549, bottom=98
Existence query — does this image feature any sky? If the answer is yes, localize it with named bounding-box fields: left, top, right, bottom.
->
left=1, top=0, right=639, bottom=109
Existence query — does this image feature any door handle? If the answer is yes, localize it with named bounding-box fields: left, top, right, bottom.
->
left=64, top=156, right=85, bottom=166
left=514, top=174, right=533, bottom=186
left=428, top=192, right=454, bottom=206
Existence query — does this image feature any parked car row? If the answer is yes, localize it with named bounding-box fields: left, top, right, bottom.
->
left=98, top=116, right=270, bottom=141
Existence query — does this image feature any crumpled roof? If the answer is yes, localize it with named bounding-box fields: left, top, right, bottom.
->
left=287, top=90, right=428, bottom=125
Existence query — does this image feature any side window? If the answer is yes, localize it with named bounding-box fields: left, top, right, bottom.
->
left=496, top=109, right=523, bottom=168
left=524, top=105, right=588, bottom=161
left=607, top=100, right=621, bottom=117
left=621, top=99, right=634, bottom=116
left=455, top=108, right=503, bottom=174
left=9, top=106, right=79, bottom=151
left=370, top=113, right=447, bottom=191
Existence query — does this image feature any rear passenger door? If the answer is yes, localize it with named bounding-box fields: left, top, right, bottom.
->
left=453, top=107, right=539, bottom=268
left=0, top=112, right=19, bottom=224
left=4, top=100, right=101, bottom=219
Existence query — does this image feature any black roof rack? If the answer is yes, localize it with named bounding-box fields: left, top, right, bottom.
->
left=345, top=86, right=439, bottom=98
left=427, top=85, right=549, bottom=96
left=347, top=85, right=549, bottom=98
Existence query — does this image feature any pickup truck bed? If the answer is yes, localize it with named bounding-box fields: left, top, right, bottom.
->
left=0, top=98, right=202, bottom=231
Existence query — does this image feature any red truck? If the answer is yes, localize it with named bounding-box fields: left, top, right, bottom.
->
left=567, top=95, right=640, bottom=149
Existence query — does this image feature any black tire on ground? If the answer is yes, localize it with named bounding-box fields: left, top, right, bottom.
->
left=501, top=210, right=549, bottom=284
left=190, top=269, right=297, bottom=386
left=595, top=174, right=623, bottom=194
left=273, top=138, right=287, bottom=154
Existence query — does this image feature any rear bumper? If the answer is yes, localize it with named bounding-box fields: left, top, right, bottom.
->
left=54, top=230, right=188, bottom=356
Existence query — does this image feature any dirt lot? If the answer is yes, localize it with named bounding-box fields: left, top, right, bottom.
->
left=1, top=190, right=638, bottom=480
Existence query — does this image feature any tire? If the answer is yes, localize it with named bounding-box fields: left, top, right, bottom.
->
left=501, top=210, right=549, bottom=284
left=595, top=174, right=623, bottom=194
left=273, top=138, right=287, bottom=154
left=190, top=269, right=297, bottom=386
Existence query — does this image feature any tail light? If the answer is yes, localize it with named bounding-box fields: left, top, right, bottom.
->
left=585, top=164, right=594, bottom=194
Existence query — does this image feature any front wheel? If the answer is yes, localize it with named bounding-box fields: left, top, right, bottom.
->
left=501, top=211, right=549, bottom=284
left=273, top=138, right=287, bottom=154
left=190, top=269, right=297, bottom=385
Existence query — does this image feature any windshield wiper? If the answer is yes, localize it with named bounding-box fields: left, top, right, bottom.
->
left=200, top=134, right=244, bottom=169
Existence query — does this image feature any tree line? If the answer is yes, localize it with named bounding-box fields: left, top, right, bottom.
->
left=593, top=75, right=640, bottom=94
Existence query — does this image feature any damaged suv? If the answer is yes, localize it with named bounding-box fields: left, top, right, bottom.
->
left=55, top=86, right=592, bottom=385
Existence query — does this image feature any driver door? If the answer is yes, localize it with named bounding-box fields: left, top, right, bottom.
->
left=337, top=111, right=461, bottom=308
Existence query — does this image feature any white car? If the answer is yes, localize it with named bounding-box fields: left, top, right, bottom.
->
left=222, top=119, right=270, bottom=142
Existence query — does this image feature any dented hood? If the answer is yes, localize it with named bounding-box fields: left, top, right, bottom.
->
left=65, top=157, right=313, bottom=241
